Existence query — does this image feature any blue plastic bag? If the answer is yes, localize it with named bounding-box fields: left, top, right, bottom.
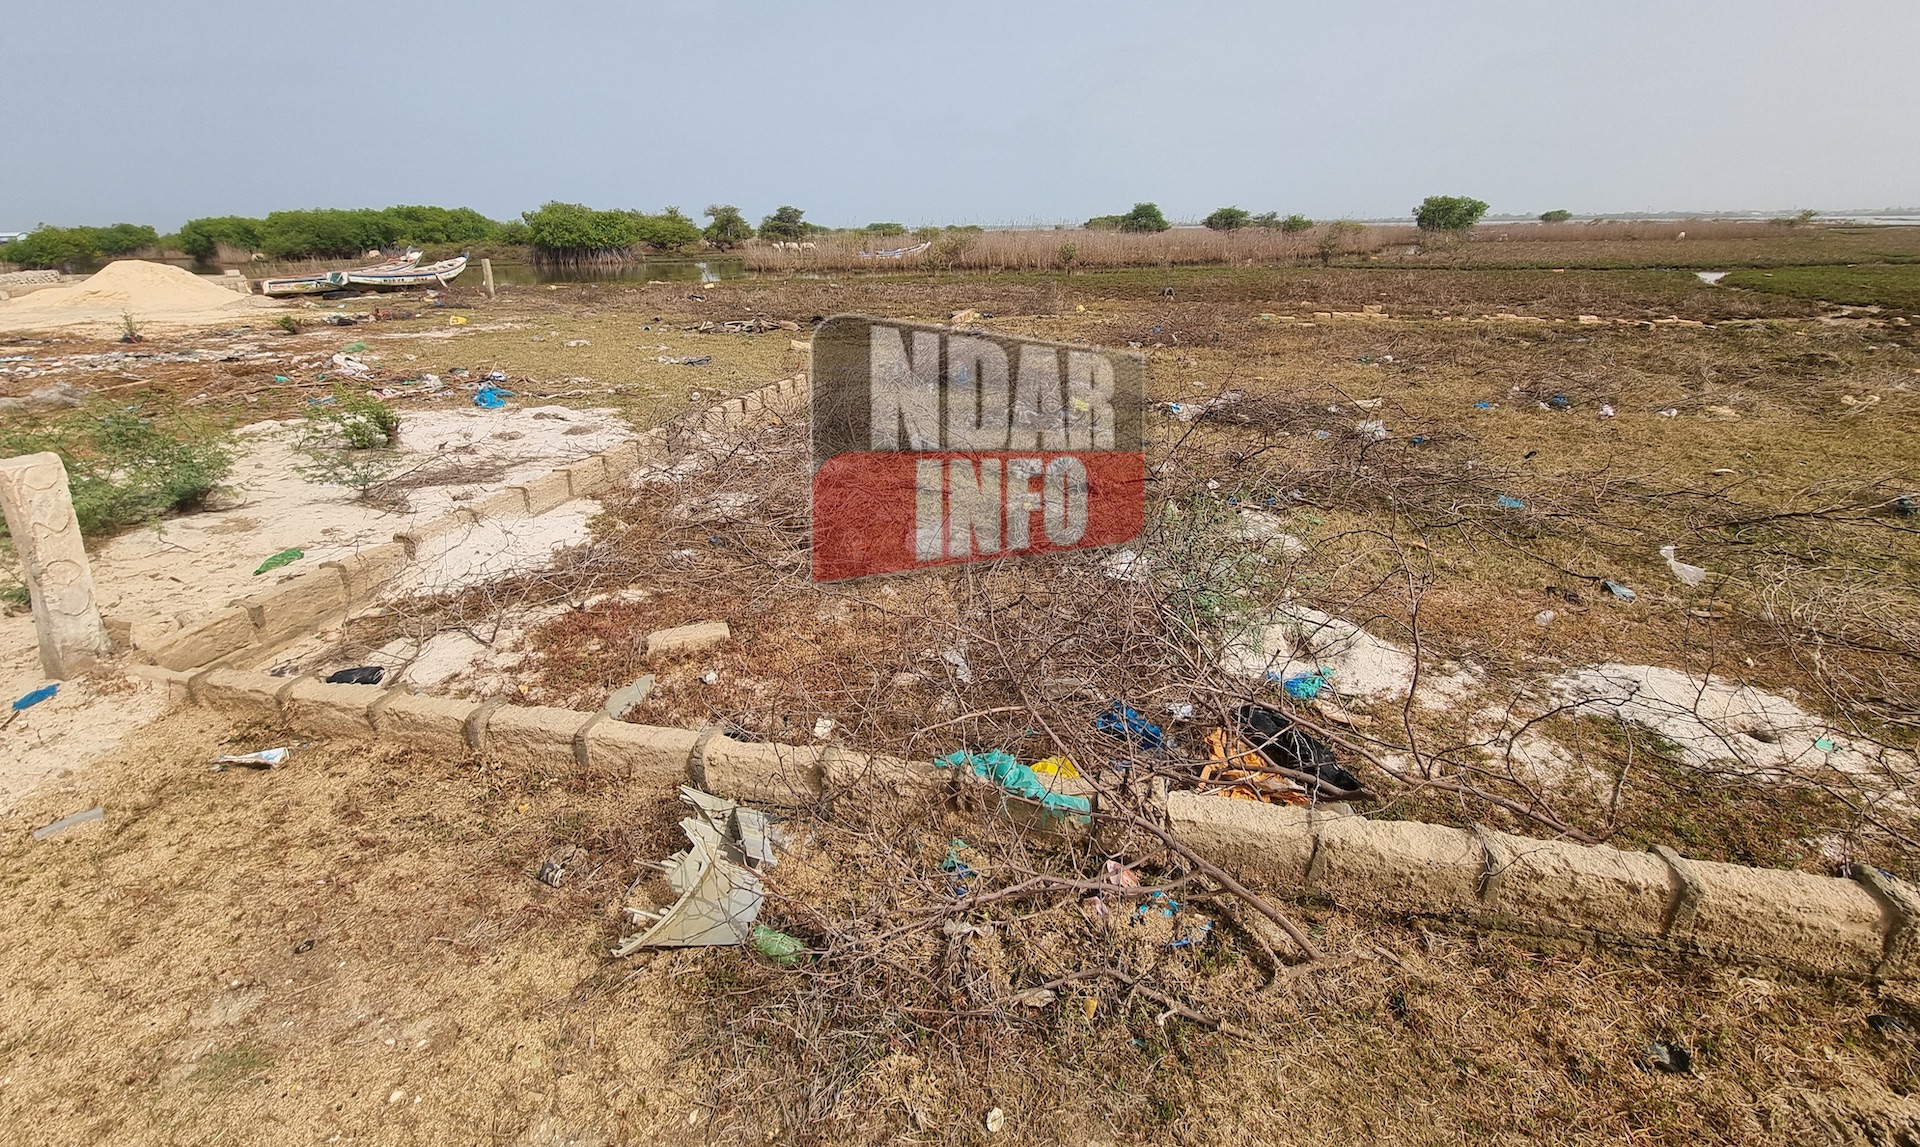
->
left=474, top=384, right=514, bottom=409
left=1094, top=701, right=1164, bottom=750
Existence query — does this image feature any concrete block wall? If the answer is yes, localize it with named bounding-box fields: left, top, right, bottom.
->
left=1166, top=791, right=1913, bottom=981
left=121, top=373, right=809, bottom=674
left=131, top=655, right=1914, bottom=981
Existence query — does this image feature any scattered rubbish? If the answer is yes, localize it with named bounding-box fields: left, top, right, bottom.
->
left=535, top=844, right=583, bottom=887
left=949, top=309, right=981, bottom=326
left=1658, top=408, right=1679, bottom=418
left=1660, top=545, right=1709, bottom=587
left=751, top=925, right=805, bottom=967
left=1102, top=549, right=1148, bottom=581
left=1869, top=1013, right=1912, bottom=1036
left=1645, top=1041, right=1694, bottom=1074
left=13, top=683, right=58, bottom=711
left=603, top=674, right=657, bottom=720
left=211, top=747, right=289, bottom=771
left=613, top=789, right=772, bottom=955
left=1311, top=429, right=1332, bottom=440
left=1164, top=702, right=1196, bottom=721
left=1355, top=418, right=1388, bottom=441
left=293, top=938, right=316, bottom=955
left=1408, top=435, right=1427, bottom=446
left=1104, top=859, right=1141, bottom=888
left=699, top=669, right=720, bottom=686
left=1548, top=393, right=1572, bottom=410
left=473, top=384, right=514, bottom=409
left=32, top=806, right=104, bottom=841
left=937, top=750, right=1092, bottom=823
left=1094, top=701, right=1164, bottom=750
left=687, top=318, right=801, bottom=334
left=1602, top=580, right=1638, bottom=603
left=1815, top=737, right=1838, bottom=752
left=1599, top=404, right=1616, bottom=418
left=565, top=339, right=591, bottom=347
left=681, top=785, right=777, bottom=869
left=1168, top=919, right=1214, bottom=949
left=655, top=354, right=713, bottom=366
left=1534, top=610, right=1557, bottom=627
left=1474, top=401, right=1493, bottom=410
left=986, top=1107, right=1006, bottom=1134
left=1279, top=667, right=1333, bottom=701
left=1008, top=987, right=1057, bottom=1008
left=448, top=315, right=468, bottom=325
left=942, top=647, right=975, bottom=685
left=1235, top=704, right=1361, bottom=797
left=253, top=547, right=304, bottom=575
left=1496, top=495, right=1526, bottom=510
left=1031, top=755, right=1080, bottom=780
left=323, top=665, right=385, bottom=685
left=812, top=717, right=837, bottom=740
left=1353, top=397, right=1385, bottom=411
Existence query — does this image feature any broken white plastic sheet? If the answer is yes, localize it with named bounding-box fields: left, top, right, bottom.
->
left=611, top=788, right=776, bottom=956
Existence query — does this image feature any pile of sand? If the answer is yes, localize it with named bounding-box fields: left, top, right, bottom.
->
left=0, top=260, right=278, bottom=332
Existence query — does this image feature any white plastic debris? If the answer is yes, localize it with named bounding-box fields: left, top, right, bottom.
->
left=1660, top=544, right=1709, bottom=587
left=211, top=747, right=289, bottom=771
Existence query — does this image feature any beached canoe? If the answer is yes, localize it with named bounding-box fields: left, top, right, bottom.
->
left=257, top=252, right=421, bottom=297
left=342, top=254, right=468, bottom=289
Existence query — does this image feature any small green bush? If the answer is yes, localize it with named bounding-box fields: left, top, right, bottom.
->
left=1203, top=207, right=1250, bottom=232
left=293, top=390, right=406, bottom=501
left=1539, top=209, right=1573, bottom=224
left=1414, top=195, right=1490, bottom=232
left=863, top=221, right=907, bottom=236
left=758, top=206, right=812, bottom=242
left=1118, top=203, right=1171, bottom=233
left=0, top=407, right=234, bottom=537
left=1279, top=214, right=1314, bottom=233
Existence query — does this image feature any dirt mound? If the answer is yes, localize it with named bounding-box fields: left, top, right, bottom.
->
left=0, top=259, right=276, bottom=331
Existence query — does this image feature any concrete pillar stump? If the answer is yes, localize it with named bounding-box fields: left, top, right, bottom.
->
left=0, top=452, right=112, bottom=677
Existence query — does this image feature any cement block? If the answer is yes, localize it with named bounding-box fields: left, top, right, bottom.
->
left=469, top=487, right=529, bottom=520
left=1487, top=834, right=1673, bottom=942
left=820, top=747, right=946, bottom=798
left=195, top=668, right=296, bottom=723
left=122, top=663, right=196, bottom=704
left=563, top=455, right=611, bottom=499
left=484, top=704, right=599, bottom=766
left=394, top=510, right=475, bottom=559
left=582, top=720, right=699, bottom=783
left=148, top=607, right=257, bottom=671
left=321, top=541, right=410, bottom=604
left=645, top=620, right=730, bottom=657
left=1689, top=859, right=1888, bottom=976
left=236, top=568, right=348, bottom=645
left=1311, top=817, right=1486, bottom=914
left=0, top=451, right=112, bottom=676
left=697, top=735, right=823, bottom=805
left=376, top=692, right=480, bottom=759
left=513, top=470, right=572, bottom=516
left=283, top=677, right=382, bottom=739
left=1165, top=791, right=1315, bottom=888
left=595, top=441, right=645, bottom=476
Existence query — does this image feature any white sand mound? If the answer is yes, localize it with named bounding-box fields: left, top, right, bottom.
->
left=0, top=259, right=277, bottom=332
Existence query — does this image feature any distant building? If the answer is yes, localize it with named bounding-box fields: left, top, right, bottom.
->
left=0, top=232, right=26, bottom=245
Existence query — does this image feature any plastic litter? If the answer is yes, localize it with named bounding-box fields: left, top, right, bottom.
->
left=323, top=665, right=384, bottom=685
left=32, top=807, right=103, bottom=841
left=1169, top=919, right=1214, bottom=949
left=1815, top=737, right=1838, bottom=752
left=1496, top=495, right=1526, bottom=510
left=1548, top=394, right=1572, bottom=410
left=1236, top=704, right=1362, bottom=797
left=613, top=789, right=772, bottom=956
left=1094, top=701, right=1164, bottom=750
left=13, top=683, right=57, bottom=711
left=254, top=547, right=303, bottom=575
left=941, top=647, right=975, bottom=685
left=1031, top=755, right=1080, bottom=780
left=211, top=747, right=288, bottom=771
left=751, top=924, right=805, bottom=967
left=1645, top=1041, right=1693, bottom=1074
left=1474, top=401, right=1493, bottom=410
left=1279, top=667, right=1333, bottom=701
left=935, top=750, right=1092, bottom=822
left=1602, top=580, right=1638, bottom=603
left=654, top=354, right=713, bottom=366
left=1599, top=404, right=1616, bottom=418
left=473, top=384, right=514, bottom=408
left=1660, top=545, right=1708, bottom=587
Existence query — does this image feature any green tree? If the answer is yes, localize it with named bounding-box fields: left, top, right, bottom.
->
left=1084, top=214, right=1124, bottom=230
left=1118, top=202, right=1172, bottom=233
left=863, top=221, right=907, bottom=236
left=178, top=216, right=265, bottom=260
left=1279, top=214, right=1314, bottom=233
left=1538, top=209, right=1573, bottom=224
left=1203, top=206, right=1250, bottom=232
left=1414, top=195, right=1490, bottom=232
left=759, top=205, right=810, bottom=242
left=703, top=205, right=754, bottom=248
left=632, top=207, right=702, bottom=250
left=89, top=223, right=160, bottom=255
left=522, top=202, right=641, bottom=254
left=3, top=225, right=101, bottom=269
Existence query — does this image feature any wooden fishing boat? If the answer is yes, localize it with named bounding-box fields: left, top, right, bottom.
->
left=342, top=253, right=468, bottom=289
left=256, top=251, right=420, bottom=297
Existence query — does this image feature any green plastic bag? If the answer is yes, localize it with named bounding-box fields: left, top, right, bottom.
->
left=751, top=925, right=805, bottom=967
left=254, top=547, right=303, bottom=575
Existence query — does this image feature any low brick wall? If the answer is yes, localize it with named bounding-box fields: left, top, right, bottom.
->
left=1167, top=792, right=1914, bottom=981
left=125, top=373, right=808, bottom=673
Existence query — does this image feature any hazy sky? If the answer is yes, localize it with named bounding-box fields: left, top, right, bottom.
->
left=7, top=0, right=1917, bottom=231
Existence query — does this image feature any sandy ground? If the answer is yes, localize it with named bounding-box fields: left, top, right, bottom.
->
left=0, top=260, right=284, bottom=335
